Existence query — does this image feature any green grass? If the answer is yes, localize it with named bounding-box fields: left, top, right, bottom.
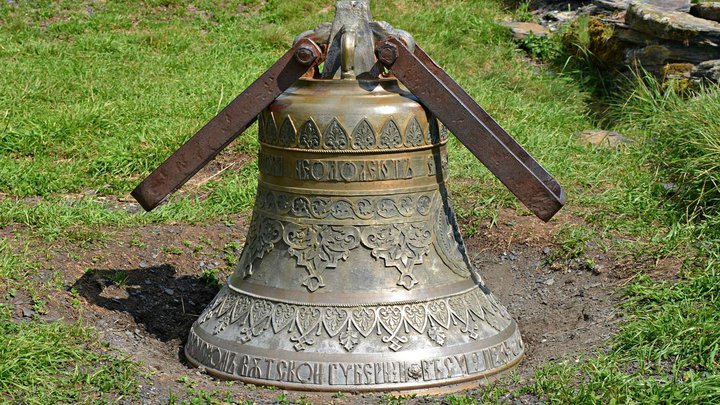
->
left=614, top=74, right=720, bottom=237
left=0, top=0, right=719, bottom=403
left=515, top=19, right=720, bottom=405
left=0, top=0, right=673, bottom=253
left=0, top=317, right=140, bottom=404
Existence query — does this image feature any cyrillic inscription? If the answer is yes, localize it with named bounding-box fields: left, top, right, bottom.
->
left=186, top=329, right=523, bottom=386
left=257, top=153, right=449, bottom=182
left=259, top=153, right=283, bottom=177
left=295, top=158, right=413, bottom=182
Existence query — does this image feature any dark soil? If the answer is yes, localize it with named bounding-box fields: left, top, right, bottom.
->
left=17, top=207, right=628, bottom=404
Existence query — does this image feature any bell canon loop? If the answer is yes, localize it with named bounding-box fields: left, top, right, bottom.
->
left=132, top=0, right=565, bottom=393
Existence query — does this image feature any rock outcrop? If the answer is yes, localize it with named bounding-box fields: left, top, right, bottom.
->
left=625, top=2, right=720, bottom=43
left=579, top=1, right=719, bottom=83
left=501, top=0, right=720, bottom=83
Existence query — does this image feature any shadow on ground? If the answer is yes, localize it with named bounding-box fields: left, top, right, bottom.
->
left=72, top=265, right=219, bottom=343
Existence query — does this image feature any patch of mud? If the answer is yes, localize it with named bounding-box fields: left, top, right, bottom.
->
left=22, top=208, right=627, bottom=404
left=467, top=210, right=621, bottom=378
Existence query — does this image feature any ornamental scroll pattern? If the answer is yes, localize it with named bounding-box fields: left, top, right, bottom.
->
left=258, top=114, right=447, bottom=150
left=279, top=221, right=433, bottom=292
left=198, top=286, right=512, bottom=352
left=239, top=190, right=472, bottom=290
left=238, top=217, right=461, bottom=292
left=283, top=224, right=361, bottom=292
left=236, top=214, right=282, bottom=277
left=360, top=223, right=433, bottom=290
left=254, top=189, right=435, bottom=222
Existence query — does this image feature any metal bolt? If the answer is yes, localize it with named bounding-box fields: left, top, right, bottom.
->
left=376, top=43, right=398, bottom=67
left=295, top=44, right=317, bottom=66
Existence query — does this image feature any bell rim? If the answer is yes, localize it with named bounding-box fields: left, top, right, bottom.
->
left=184, top=319, right=524, bottom=392
left=184, top=350, right=523, bottom=393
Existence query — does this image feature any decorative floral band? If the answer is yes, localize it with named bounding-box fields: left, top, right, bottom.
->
left=198, top=285, right=512, bottom=353
left=258, top=112, right=449, bottom=152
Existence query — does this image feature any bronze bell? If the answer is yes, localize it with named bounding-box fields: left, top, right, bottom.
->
left=131, top=0, right=565, bottom=393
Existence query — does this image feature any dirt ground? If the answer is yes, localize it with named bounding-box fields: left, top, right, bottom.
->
left=11, top=205, right=629, bottom=404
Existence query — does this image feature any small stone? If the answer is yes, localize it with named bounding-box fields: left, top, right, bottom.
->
left=550, top=11, right=578, bottom=23
left=134, top=328, right=141, bottom=336
left=139, top=261, right=148, bottom=269
left=544, top=278, right=555, bottom=286
left=125, top=331, right=134, bottom=339
left=692, top=59, right=720, bottom=83
left=22, top=308, right=34, bottom=318
left=661, top=63, right=694, bottom=79
left=578, top=130, right=634, bottom=148
left=164, top=288, right=174, bottom=296
left=499, top=21, right=550, bottom=40
left=144, top=279, right=152, bottom=285
left=594, top=0, right=630, bottom=11
left=641, top=0, right=691, bottom=12
left=543, top=247, right=551, bottom=255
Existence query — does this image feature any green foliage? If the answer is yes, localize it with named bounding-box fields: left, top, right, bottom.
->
left=519, top=32, right=563, bottom=61
left=531, top=256, right=720, bottom=404
left=548, top=225, right=595, bottom=263
left=199, top=268, right=222, bottom=289
left=109, top=270, right=129, bottom=287
left=512, top=1, right=534, bottom=22
left=223, top=240, right=242, bottom=267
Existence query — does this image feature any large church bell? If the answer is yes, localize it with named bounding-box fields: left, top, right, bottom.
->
left=132, top=0, right=565, bottom=393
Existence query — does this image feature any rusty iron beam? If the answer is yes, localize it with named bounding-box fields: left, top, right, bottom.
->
left=131, top=39, right=323, bottom=212
left=376, top=37, right=565, bottom=222
left=412, top=45, right=563, bottom=199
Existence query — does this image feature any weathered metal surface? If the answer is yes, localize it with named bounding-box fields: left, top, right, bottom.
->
left=321, top=0, right=378, bottom=79
left=131, top=0, right=567, bottom=393
left=185, top=77, right=524, bottom=391
left=376, top=37, right=564, bottom=222
left=131, top=39, right=322, bottom=211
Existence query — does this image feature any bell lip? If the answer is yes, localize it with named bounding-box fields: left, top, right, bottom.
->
left=184, top=320, right=524, bottom=393
left=184, top=340, right=523, bottom=393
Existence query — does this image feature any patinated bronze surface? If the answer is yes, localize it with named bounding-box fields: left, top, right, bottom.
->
left=132, top=0, right=564, bottom=393
left=184, top=77, right=524, bottom=391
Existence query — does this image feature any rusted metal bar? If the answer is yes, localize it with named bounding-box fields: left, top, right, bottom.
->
left=412, top=45, right=564, bottom=200
left=131, top=39, right=323, bottom=212
left=376, top=37, right=565, bottom=222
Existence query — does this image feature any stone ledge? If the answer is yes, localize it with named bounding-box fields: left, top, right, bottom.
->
left=625, top=2, right=720, bottom=43
left=690, top=2, right=720, bottom=23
